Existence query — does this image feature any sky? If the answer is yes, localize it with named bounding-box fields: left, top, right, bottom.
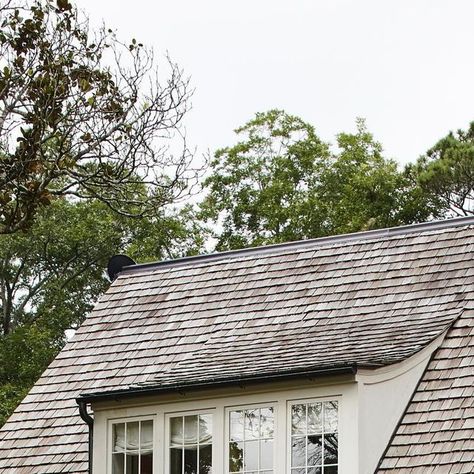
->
left=75, top=0, right=474, bottom=166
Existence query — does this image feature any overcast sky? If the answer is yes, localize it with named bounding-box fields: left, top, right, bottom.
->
left=75, top=0, right=474, bottom=166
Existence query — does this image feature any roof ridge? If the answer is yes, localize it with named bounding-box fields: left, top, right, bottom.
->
left=122, top=216, right=474, bottom=274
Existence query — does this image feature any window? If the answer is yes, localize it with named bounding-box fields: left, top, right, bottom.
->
left=169, top=414, right=213, bottom=474
left=290, top=401, right=338, bottom=474
left=228, top=406, right=274, bottom=474
left=112, top=419, right=154, bottom=474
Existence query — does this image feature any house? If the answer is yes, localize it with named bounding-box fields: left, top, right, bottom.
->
left=0, top=217, right=473, bottom=474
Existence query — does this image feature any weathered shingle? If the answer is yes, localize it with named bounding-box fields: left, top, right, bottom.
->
left=1, top=220, right=474, bottom=472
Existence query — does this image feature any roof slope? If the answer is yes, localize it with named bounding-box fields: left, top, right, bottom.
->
left=377, top=306, right=474, bottom=473
left=1, top=220, right=474, bottom=473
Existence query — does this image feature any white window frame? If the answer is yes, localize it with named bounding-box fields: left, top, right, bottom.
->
left=164, top=408, right=217, bottom=474
left=108, top=414, right=158, bottom=474
left=224, top=401, right=278, bottom=474
left=286, top=396, right=340, bottom=474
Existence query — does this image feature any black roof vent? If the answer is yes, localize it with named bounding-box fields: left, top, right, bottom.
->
left=107, top=255, right=136, bottom=281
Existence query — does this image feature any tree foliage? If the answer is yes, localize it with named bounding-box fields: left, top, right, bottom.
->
left=0, top=196, right=206, bottom=426
left=201, top=111, right=434, bottom=250
left=414, top=122, right=474, bottom=216
left=0, top=0, right=194, bottom=234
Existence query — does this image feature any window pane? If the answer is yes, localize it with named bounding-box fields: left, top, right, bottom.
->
left=184, top=416, right=198, bottom=445
left=244, top=439, right=259, bottom=470
left=126, top=453, right=139, bottom=474
left=324, top=434, right=338, bottom=465
left=307, top=435, right=322, bottom=466
left=324, top=467, right=338, bottom=474
left=291, top=437, right=306, bottom=467
left=324, top=402, right=338, bottom=433
left=199, top=444, right=212, bottom=474
left=184, top=446, right=197, bottom=474
left=170, top=447, right=183, bottom=474
left=260, top=408, right=274, bottom=439
left=260, top=439, right=273, bottom=470
left=140, top=453, right=153, bottom=474
left=141, top=420, right=154, bottom=454
left=127, top=422, right=140, bottom=452
left=171, top=417, right=184, bottom=446
left=291, top=405, right=306, bottom=435
left=229, top=441, right=244, bottom=472
left=113, top=423, right=125, bottom=452
left=199, top=414, right=212, bottom=444
left=307, top=403, right=322, bottom=434
left=230, top=411, right=244, bottom=442
left=308, top=468, right=322, bottom=474
left=244, top=409, right=260, bottom=440
left=112, top=453, right=124, bottom=474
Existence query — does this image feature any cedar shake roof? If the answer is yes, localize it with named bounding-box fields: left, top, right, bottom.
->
left=377, top=307, right=474, bottom=473
left=1, top=218, right=474, bottom=473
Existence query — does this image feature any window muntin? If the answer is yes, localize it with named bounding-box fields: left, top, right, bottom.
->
left=169, top=413, right=213, bottom=474
left=228, top=406, right=274, bottom=474
left=290, top=400, right=338, bottom=474
left=112, top=419, right=154, bottom=474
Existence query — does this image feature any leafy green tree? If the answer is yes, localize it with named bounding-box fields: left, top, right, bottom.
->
left=319, top=118, right=434, bottom=233
left=200, top=110, right=331, bottom=250
left=0, top=197, right=206, bottom=426
left=0, top=0, right=193, bottom=234
left=414, top=122, right=474, bottom=216
left=201, top=111, right=434, bottom=250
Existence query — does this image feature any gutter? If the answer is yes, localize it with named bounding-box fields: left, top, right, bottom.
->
left=77, top=364, right=358, bottom=404
left=77, top=399, right=94, bottom=474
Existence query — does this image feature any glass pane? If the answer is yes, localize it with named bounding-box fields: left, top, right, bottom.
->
left=170, top=447, right=182, bottom=474
left=324, top=402, right=338, bottom=433
left=184, top=446, right=197, bottom=474
left=199, top=414, right=213, bottom=444
left=291, top=469, right=305, bottom=474
left=244, top=409, right=260, bottom=440
left=113, top=423, right=125, bottom=452
left=126, top=453, right=139, bottom=474
left=260, top=439, right=273, bottom=469
left=307, top=435, right=322, bottom=466
left=292, top=405, right=306, bottom=435
left=230, top=411, right=244, bottom=442
left=324, top=434, right=338, bottom=465
left=260, top=407, right=274, bottom=439
left=244, top=439, right=259, bottom=470
left=324, top=467, right=338, bottom=474
left=140, top=453, right=153, bottom=474
left=171, top=417, right=184, bottom=446
left=199, top=444, right=212, bottom=474
left=308, top=468, right=322, bottom=474
left=141, top=420, right=154, bottom=454
left=184, top=416, right=198, bottom=446
left=127, top=422, right=140, bottom=452
left=229, top=441, right=244, bottom=472
left=291, top=436, right=306, bottom=467
left=112, top=453, right=124, bottom=474
left=308, top=403, right=322, bottom=434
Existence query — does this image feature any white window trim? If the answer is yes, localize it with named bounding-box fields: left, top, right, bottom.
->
left=107, top=414, right=158, bottom=474
left=94, top=382, right=357, bottom=474
left=164, top=408, right=217, bottom=474
left=286, top=396, right=341, bottom=474
left=224, top=401, right=278, bottom=474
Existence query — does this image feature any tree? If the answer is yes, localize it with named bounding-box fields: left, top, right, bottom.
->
left=0, top=0, right=194, bottom=234
left=319, top=118, right=434, bottom=233
left=414, top=122, right=474, bottom=216
left=200, top=110, right=331, bottom=250
left=201, top=111, right=433, bottom=250
left=0, top=197, right=206, bottom=426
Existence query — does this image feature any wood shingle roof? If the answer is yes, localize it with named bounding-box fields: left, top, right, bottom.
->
left=1, top=218, right=474, bottom=473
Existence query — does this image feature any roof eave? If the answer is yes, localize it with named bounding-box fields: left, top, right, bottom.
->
left=76, top=364, right=359, bottom=404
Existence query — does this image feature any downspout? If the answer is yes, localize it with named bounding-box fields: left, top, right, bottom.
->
left=77, top=399, right=94, bottom=474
